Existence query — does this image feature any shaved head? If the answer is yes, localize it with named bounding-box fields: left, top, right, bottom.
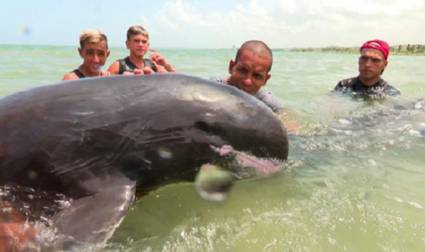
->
left=235, top=40, right=273, bottom=71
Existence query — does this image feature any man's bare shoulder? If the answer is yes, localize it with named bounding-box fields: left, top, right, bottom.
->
left=62, top=72, right=78, bottom=81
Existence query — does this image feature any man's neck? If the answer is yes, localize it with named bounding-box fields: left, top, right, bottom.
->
left=79, top=65, right=98, bottom=77
left=358, top=76, right=381, bottom=87
left=225, top=76, right=259, bottom=96
left=129, top=54, right=146, bottom=68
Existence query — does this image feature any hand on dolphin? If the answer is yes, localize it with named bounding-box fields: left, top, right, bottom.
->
left=0, top=202, right=38, bottom=251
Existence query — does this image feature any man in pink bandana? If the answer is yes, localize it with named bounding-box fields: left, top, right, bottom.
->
left=334, top=39, right=400, bottom=98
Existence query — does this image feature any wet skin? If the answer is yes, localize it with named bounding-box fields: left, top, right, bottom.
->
left=78, top=41, right=110, bottom=76
left=227, top=48, right=271, bottom=95
left=358, top=48, right=387, bottom=86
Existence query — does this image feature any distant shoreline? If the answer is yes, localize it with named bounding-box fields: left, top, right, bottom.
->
left=1, top=44, right=425, bottom=55
left=282, top=44, right=425, bottom=56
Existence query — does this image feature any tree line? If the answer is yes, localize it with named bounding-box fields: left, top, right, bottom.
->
left=285, top=44, right=425, bottom=55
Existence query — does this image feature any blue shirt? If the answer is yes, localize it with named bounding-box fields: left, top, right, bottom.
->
left=212, top=77, right=284, bottom=114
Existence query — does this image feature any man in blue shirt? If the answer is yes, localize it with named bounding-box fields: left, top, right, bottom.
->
left=219, top=40, right=283, bottom=113
left=214, top=40, right=299, bottom=133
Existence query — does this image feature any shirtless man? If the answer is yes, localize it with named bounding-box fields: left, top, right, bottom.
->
left=107, top=25, right=175, bottom=75
left=62, top=29, right=110, bottom=80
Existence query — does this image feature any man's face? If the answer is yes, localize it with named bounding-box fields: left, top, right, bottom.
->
left=126, top=34, right=149, bottom=57
left=79, top=41, right=110, bottom=73
left=358, top=48, right=388, bottom=85
left=227, top=49, right=271, bottom=95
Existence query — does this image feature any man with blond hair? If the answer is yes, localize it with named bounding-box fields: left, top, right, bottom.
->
left=62, top=29, right=110, bottom=80
left=108, top=25, right=175, bottom=75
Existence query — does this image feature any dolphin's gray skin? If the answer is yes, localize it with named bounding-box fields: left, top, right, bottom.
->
left=328, top=99, right=425, bottom=137
left=289, top=99, right=425, bottom=163
left=0, top=74, right=288, bottom=248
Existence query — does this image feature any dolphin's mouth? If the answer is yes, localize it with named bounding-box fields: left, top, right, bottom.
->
left=210, top=145, right=284, bottom=178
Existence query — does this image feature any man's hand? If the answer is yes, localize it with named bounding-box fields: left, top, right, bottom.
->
left=277, top=109, right=301, bottom=135
left=99, top=71, right=111, bottom=77
left=150, top=50, right=175, bottom=72
left=122, top=67, right=154, bottom=75
left=0, top=203, right=38, bottom=251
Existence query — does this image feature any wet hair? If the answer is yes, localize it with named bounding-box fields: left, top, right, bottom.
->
left=126, top=25, right=149, bottom=40
left=79, top=29, right=108, bottom=49
left=235, top=40, right=273, bottom=71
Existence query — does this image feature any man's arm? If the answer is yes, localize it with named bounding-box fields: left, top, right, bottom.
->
left=256, top=90, right=301, bottom=134
left=333, top=77, right=355, bottom=93
left=334, top=81, right=344, bottom=91
left=150, top=51, right=176, bottom=72
left=107, top=61, right=120, bottom=75
left=276, top=109, right=301, bottom=135
left=255, top=89, right=284, bottom=113
left=383, top=82, right=401, bottom=96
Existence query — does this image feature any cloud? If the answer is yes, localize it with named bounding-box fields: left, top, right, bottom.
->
left=145, top=0, right=425, bottom=48
left=279, top=0, right=424, bottom=17
left=149, top=0, right=291, bottom=48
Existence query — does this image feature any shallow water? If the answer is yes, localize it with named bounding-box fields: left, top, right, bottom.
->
left=1, top=45, right=424, bottom=251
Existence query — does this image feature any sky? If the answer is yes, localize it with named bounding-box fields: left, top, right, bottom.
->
left=1, top=0, right=424, bottom=49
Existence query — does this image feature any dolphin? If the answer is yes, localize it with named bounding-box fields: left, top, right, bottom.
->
left=0, top=74, right=288, bottom=249
left=328, top=99, right=425, bottom=136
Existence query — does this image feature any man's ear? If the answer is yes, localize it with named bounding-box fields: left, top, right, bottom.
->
left=259, top=73, right=271, bottom=88
left=265, top=73, right=271, bottom=83
left=125, top=40, right=130, bottom=49
left=78, top=48, right=83, bottom=58
left=228, top=60, right=235, bottom=74
left=380, top=60, right=388, bottom=75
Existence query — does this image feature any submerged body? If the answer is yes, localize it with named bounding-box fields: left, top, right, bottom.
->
left=334, top=76, right=400, bottom=99
left=0, top=74, right=288, bottom=248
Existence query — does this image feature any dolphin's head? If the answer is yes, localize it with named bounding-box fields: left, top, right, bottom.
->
left=123, top=74, right=288, bottom=183
left=176, top=76, right=288, bottom=160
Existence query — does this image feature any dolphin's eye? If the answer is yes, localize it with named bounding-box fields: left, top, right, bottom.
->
left=194, top=121, right=211, bottom=133
left=194, top=121, right=225, bottom=137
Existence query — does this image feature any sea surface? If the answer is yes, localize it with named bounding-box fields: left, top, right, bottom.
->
left=1, top=45, right=425, bottom=251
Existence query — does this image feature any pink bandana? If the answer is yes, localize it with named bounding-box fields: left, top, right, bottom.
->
left=360, top=39, right=390, bottom=60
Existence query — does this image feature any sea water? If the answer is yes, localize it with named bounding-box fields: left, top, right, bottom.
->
left=1, top=45, right=424, bottom=251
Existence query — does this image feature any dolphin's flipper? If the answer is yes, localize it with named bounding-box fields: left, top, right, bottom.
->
left=50, top=175, right=135, bottom=248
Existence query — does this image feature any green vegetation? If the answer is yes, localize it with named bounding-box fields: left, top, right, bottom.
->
left=285, top=44, right=425, bottom=56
